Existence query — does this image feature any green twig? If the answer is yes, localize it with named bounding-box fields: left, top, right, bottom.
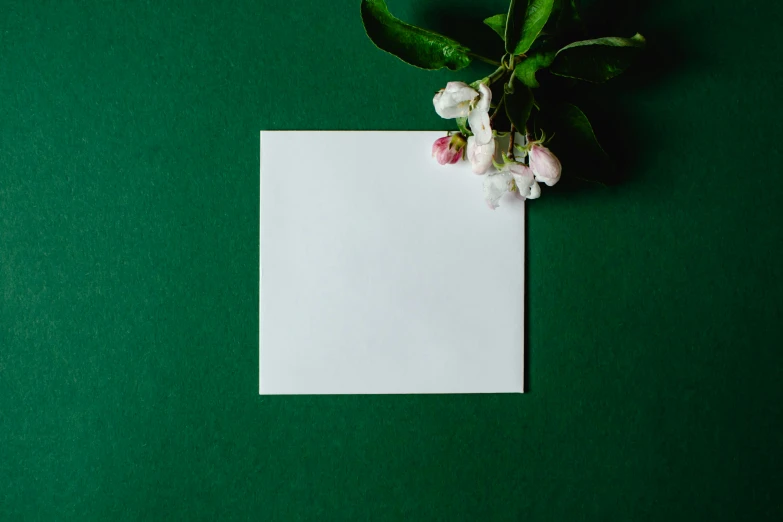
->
left=508, top=124, right=516, bottom=159
left=468, top=52, right=501, bottom=66
left=490, top=95, right=505, bottom=121
left=487, top=65, right=506, bottom=85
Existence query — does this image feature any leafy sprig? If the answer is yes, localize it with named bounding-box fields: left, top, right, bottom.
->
left=360, top=0, right=645, bottom=196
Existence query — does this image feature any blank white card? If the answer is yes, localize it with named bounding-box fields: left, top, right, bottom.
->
left=260, top=131, right=525, bottom=394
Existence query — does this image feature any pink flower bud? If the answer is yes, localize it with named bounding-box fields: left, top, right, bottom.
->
left=432, top=134, right=466, bottom=165
left=528, top=144, right=562, bottom=186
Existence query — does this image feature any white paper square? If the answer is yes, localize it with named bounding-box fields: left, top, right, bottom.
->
left=260, top=131, right=525, bottom=394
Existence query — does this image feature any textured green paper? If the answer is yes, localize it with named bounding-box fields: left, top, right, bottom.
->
left=1, top=0, right=782, bottom=520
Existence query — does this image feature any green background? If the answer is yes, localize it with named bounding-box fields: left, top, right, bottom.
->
left=2, top=0, right=781, bottom=519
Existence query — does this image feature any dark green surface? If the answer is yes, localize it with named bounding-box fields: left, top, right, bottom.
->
left=2, top=0, right=782, bottom=520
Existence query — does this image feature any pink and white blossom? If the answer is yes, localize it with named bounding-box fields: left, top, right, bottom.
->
left=467, top=83, right=493, bottom=144
left=432, top=82, right=478, bottom=119
left=483, top=171, right=514, bottom=209
left=528, top=143, right=562, bottom=186
left=505, top=162, right=540, bottom=200
left=466, top=136, right=496, bottom=174
left=433, top=82, right=494, bottom=145
left=431, top=134, right=466, bottom=165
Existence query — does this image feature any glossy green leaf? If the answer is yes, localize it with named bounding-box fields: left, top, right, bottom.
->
left=504, top=0, right=524, bottom=54
left=504, top=80, right=535, bottom=131
left=513, top=51, right=555, bottom=88
left=484, top=14, right=507, bottom=40
left=507, top=0, right=556, bottom=56
left=360, top=0, right=472, bottom=71
left=550, top=33, right=645, bottom=82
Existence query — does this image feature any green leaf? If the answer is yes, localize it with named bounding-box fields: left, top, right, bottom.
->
left=517, top=0, right=556, bottom=55
left=483, top=14, right=507, bottom=40
left=506, top=0, right=556, bottom=56
left=504, top=80, right=534, bottom=131
left=360, top=0, right=472, bottom=71
left=513, top=51, right=555, bottom=88
left=532, top=103, right=612, bottom=183
left=504, top=0, right=524, bottom=54
left=544, top=0, right=583, bottom=36
left=456, top=116, right=471, bottom=136
left=542, top=103, right=605, bottom=154
left=559, top=0, right=583, bottom=32
left=550, top=33, right=645, bottom=82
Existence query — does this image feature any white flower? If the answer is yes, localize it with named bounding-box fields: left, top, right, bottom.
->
left=528, top=143, right=562, bottom=186
left=466, top=136, right=496, bottom=174
left=483, top=171, right=514, bottom=210
left=484, top=162, right=542, bottom=209
left=433, top=82, right=493, bottom=144
left=433, top=82, right=478, bottom=119
left=506, top=163, right=540, bottom=200
left=468, top=83, right=492, bottom=144
left=522, top=180, right=541, bottom=199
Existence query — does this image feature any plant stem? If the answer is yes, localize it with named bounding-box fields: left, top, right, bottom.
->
left=508, top=124, right=516, bottom=159
left=490, top=95, right=505, bottom=121
left=487, top=65, right=506, bottom=85
left=468, top=52, right=501, bottom=66
left=507, top=71, right=516, bottom=92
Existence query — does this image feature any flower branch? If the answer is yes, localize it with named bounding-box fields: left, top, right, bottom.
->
left=361, top=0, right=645, bottom=208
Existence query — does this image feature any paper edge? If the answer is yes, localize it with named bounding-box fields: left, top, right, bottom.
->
left=521, top=200, right=526, bottom=394
left=259, top=131, right=264, bottom=395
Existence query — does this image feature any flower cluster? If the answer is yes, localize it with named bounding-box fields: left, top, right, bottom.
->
left=431, top=81, right=561, bottom=209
